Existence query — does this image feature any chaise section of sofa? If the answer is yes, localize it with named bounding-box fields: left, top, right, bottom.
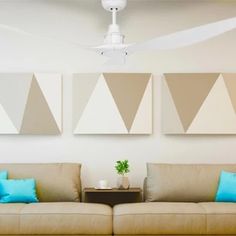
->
left=113, top=163, right=236, bottom=235
left=0, top=163, right=113, bottom=235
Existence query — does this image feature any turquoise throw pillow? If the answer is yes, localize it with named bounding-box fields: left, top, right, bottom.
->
left=0, top=171, right=7, bottom=179
left=0, top=179, right=38, bottom=203
left=215, top=171, right=236, bottom=202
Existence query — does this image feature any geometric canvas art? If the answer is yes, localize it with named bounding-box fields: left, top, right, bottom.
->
left=73, top=73, right=152, bottom=134
left=162, top=73, right=236, bottom=134
left=0, top=73, right=62, bottom=134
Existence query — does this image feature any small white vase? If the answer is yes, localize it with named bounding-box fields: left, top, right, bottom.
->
left=117, top=176, right=130, bottom=189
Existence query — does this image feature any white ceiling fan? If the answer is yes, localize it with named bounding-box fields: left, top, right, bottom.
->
left=1, top=0, right=236, bottom=65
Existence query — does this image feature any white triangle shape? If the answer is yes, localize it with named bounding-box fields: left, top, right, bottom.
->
left=74, top=76, right=128, bottom=134
left=0, top=104, right=18, bottom=134
left=162, top=78, right=185, bottom=134
left=34, top=73, right=62, bottom=131
left=130, top=77, right=152, bottom=134
left=187, top=76, right=236, bottom=134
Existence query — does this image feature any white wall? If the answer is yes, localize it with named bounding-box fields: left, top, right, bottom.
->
left=0, top=0, right=236, bottom=188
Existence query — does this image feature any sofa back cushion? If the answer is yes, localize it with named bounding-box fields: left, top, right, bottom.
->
left=0, top=163, right=81, bottom=202
left=146, top=163, right=236, bottom=202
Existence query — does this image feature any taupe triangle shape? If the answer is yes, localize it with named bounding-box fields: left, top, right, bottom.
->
left=165, top=73, right=219, bottom=131
left=222, top=73, right=236, bottom=114
left=104, top=73, right=151, bottom=131
left=20, top=76, right=60, bottom=134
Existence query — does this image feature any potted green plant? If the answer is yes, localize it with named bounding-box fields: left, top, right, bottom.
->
left=115, top=160, right=130, bottom=189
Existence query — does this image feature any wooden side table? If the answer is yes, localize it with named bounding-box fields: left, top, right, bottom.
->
left=83, top=188, right=142, bottom=206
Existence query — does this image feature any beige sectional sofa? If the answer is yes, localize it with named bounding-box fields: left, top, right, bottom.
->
left=113, top=163, right=236, bottom=235
left=0, top=163, right=236, bottom=235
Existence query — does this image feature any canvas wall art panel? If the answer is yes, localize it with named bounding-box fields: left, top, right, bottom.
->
left=0, top=73, right=62, bottom=134
left=73, top=73, right=152, bottom=134
left=162, top=73, right=236, bottom=134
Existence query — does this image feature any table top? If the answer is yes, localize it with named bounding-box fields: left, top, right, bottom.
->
left=84, top=187, right=142, bottom=193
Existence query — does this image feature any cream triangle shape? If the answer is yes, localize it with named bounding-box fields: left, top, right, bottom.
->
left=34, top=73, right=62, bottom=131
left=162, top=78, right=185, bottom=134
left=129, top=77, right=152, bottom=134
left=73, top=73, right=100, bottom=130
left=74, top=76, right=128, bottom=134
left=187, top=75, right=236, bottom=134
left=0, top=103, right=18, bottom=134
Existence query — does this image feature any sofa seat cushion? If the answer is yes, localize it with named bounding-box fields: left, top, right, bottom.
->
left=0, top=202, right=112, bottom=235
left=199, top=202, right=236, bottom=234
left=0, top=203, right=26, bottom=234
left=113, top=202, right=206, bottom=235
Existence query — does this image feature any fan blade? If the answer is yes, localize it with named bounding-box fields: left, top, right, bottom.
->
left=0, top=23, right=90, bottom=49
left=127, top=16, right=236, bottom=53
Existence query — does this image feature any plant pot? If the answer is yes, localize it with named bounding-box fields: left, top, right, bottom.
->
left=117, top=176, right=130, bottom=189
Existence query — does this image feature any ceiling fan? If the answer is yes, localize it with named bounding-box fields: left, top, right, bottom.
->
left=1, top=0, right=236, bottom=65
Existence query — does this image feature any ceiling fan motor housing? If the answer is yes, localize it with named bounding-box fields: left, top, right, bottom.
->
left=104, top=24, right=124, bottom=44
left=102, top=0, right=127, bottom=12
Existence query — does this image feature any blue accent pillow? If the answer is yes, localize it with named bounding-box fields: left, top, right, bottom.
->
left=0, top=179, right=38, bottom=203
left=0, top=171, right=7, bottom=179
left=215, top=171, right=236, bottom=202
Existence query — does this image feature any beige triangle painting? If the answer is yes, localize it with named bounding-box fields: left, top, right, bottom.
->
left=163, top=73, right=236, bottom=134
left=0, top=73, right=62, bottom=134
left=73, top=73, right=153, bottom=134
